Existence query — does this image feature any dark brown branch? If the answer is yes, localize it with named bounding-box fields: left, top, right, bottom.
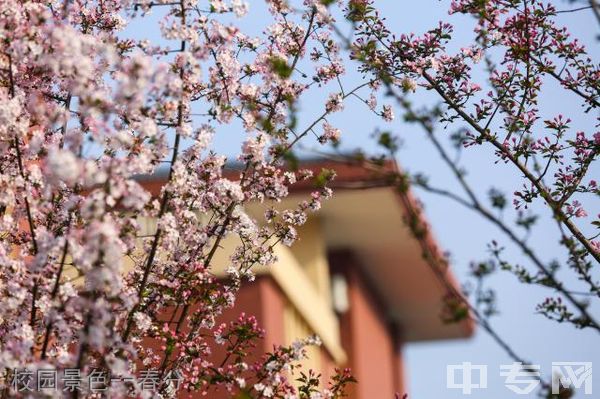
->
left=422, top=72, right=600, bottom=265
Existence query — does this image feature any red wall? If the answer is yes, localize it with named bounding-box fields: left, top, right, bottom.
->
left=146, top=277, right=285, bottom=398
left=330, top=250, right=406, bottom=398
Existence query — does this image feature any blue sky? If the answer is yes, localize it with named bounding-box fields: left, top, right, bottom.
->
left=123, top=1, right=599, bottom=397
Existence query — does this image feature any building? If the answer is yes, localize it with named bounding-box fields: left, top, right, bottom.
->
left=139, top=159, right=473, bottom=398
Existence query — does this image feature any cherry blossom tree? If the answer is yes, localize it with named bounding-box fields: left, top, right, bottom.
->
left=0, top=0, right=359, bottom=397
left=329, top=0, right=598, bottom=396
left=1, top=0, right=598, bottom=397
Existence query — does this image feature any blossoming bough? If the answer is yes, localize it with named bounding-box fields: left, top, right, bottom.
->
left=0, top=0, right=370, bottom=397
left=340, top=0, right=598, bottom=396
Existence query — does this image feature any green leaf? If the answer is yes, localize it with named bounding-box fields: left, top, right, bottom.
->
left=233, top=390, right=253, bottom=399
left=315, top=168, right=336, bottom=188
left=269, top=57, right=292, bottom=79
